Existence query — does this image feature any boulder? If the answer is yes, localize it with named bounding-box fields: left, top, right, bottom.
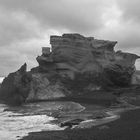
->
left=60, top=119, right=84, bottom=128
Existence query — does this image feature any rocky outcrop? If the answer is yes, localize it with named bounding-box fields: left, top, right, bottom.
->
left=37, top=34, right=140, bottom=87
left=0, top=33, right=140, bottom=105
left=0, top=63, right=32, bottom=105
left=26, top=73, right=66, bottom=101
left=37, top=34, right=117, bottom=77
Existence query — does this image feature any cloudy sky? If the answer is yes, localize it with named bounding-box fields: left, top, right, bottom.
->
left=0, top=0, right=140, bottom=76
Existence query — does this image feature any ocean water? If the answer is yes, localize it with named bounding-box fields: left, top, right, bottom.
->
left=0, top=103, right=66, bottom=140
left=0, top=77, right=64, bottom=139
left=0, top=101, right=87, bottom=140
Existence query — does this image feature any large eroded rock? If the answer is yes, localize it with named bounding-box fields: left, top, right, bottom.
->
left=0, top=33, right=140, bottom=105
left=37, top=34, right=140, bottom=87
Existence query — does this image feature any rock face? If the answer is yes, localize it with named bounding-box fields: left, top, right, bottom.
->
left=0, top=33, right=140, bottom=105
left=131, top=70, right=140, bottom=85
left=26, top=73, right=66, bottom=102
left=0, top=63, right=31, bottom=105
left=37, top=34, right=139, bottom=87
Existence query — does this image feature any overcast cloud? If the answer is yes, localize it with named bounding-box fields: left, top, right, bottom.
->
left=0, top=0, right=140, bottom=76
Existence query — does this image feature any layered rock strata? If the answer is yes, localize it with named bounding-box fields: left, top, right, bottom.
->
left=0, top=33, right=140, bottom=105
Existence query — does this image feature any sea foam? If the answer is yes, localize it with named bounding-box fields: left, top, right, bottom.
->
left=0, top=103, right=64, bottom=140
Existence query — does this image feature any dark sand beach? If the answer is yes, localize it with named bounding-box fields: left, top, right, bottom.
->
left=21, top=107, right=140, bottom=140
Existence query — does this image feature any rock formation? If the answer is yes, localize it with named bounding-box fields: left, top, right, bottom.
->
left=36, top=33, right=139, bottom=87
left=0, top=33, right=140, bottom=105
left=0, top=63, right=31, bottom=105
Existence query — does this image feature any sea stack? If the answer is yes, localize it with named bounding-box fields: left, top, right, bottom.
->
left=0, top=33, right=140, bottom=105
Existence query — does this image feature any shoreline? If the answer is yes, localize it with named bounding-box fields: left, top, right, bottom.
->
left=20, top=103, right=140, bottom=140
left=21, top=107, right=140, bottom=140
left=60, top=105, right=140, bottom=129
left=1, top=96, right=140, bottom=140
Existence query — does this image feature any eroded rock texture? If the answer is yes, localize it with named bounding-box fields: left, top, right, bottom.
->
left=0, top=63, right=31, bottom=105
left=37, top=34, right=139, bottom=87
left=0, top=33, right=140, bottom=105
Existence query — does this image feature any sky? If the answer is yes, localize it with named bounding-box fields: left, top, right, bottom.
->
left=0, top=0, right=140, bottom=76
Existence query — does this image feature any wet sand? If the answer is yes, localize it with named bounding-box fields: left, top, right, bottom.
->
left=21, top=108, right=140, bottom=140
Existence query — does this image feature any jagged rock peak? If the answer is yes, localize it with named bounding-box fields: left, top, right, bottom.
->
left=18, top=63, right=27, bottom=73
